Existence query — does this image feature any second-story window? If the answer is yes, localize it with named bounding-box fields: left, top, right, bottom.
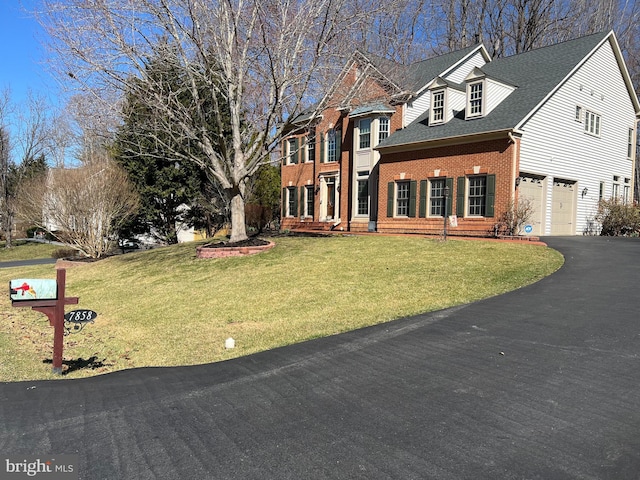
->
left=378, top=117, right=390, bottom=143
left=432, top=90, right=445, bottom=124
left=468, top=81, right=483, bottom=117
left=584, top=110, right=601, bottom=136
left=359, top=118, right=371, bottom=149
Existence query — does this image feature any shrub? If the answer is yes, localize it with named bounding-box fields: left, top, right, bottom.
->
left=595, top=199, right=640, bottom=236
left=51, top=247, right=82, bottom=259
left=493, top=197, right=535, bottom=236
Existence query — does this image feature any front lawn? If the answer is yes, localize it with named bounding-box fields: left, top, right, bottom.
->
left=0, top=235, right=563, bottom=381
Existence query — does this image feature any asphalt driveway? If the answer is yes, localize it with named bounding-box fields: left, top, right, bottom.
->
left=1, top=236, right=639, bottom=479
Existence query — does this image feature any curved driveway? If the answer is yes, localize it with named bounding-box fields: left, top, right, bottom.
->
left=1, top=237, right=639, bottom=479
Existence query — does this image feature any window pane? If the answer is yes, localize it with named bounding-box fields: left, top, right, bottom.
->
left=305, top=186, right=314, bottom=216
left=432, top=91, right=444, bottom=122
left=396, top=182, right=409, bottom=216
left=378, top=117, right=389, bottom=143
left=327, top=129, right=336, bottom=162
left=468, top=176, right=486, bottom=216
left=359, top=119, right=371, bottom=149
left=430, top=179, right=445, bottom=216
left=469, top=83, right=483, bottom=116
left=357, top=179, right=369, bottom=215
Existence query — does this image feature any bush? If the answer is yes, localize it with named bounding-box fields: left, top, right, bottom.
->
left=595, top=199, right=640, bottom=236
left=493, top=197, right=535, bottom=236
left=51, top=247, right=82, bottom=259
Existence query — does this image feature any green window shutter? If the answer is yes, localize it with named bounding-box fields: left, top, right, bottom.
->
left=485, top=174, right=496, bottom=217
left=294, top=138, right=299, bottom=164
left=446, top=178, right=454, bottom=216
left=387, top=182, right=394, bottom=217
left=408, top=180, right=417, bottom=218
left=419, top=180, right=427, bottom=218
left=335, top=130, right=342, bottom=161
left=456, top=177, right=465, bottom=216
left=299, top=187, right=305, bottom=216
left=320, top=132, right=325, bottom=163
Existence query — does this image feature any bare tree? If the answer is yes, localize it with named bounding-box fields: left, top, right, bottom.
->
left=17, top=154, right=139, bottom=258
left=0, top=89, right=16, bottom=247
left=36, top=0, right=383, bottom=243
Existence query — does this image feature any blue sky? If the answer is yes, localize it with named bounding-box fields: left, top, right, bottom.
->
left=0, top=2, right=56, bottom=111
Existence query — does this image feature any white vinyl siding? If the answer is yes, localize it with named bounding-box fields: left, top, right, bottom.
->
left=445, top=51, right=488, bottom=84
left=406, top=50, right=489, bottom=125
left=518, top=37, right=636, bottom=236
left=485, top=78, right=516, bottom=115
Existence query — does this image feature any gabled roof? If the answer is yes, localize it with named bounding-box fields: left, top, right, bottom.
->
left=407, top=44, right=490, bottom=94
left=378, top=31, right=637, bottom=151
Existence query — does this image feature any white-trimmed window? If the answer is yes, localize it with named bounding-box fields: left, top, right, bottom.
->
left=285, top=186, right=297, bottom=217
left=612, top=176, right=620, bottom=199
left=431, top=90, right=445, bottom=124
left=304, top=185, right=314, bottom=217
left=287, top=138, right=298, bottom=165
left=429, top=179, right=446, bottom=217
left=584, top=110, right=601, bottom=136
left=467, top=81, right=484, bottom=118
left=357, top=178, right=369, bottom=216
left=358, top=118, right=371, bottom=149
left=628, top=128, right=634, bottom=159
left=396, top=181, right=410, bottom=217
left=468, top=176, right=487, bottom=216
left=624, top=178, right=631, bottom=204
left=327, top=129, right=338, bottom=162
left=306, top=128, right=315, bottom=163
left=378, top=117, right=390, bottom=143
left=575, top=105, right=583, bottom=122
left=599, top=181, right=605, bottom=200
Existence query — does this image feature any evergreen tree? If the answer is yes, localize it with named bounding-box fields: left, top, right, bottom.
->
left=114, top=48, right=230, bottom=244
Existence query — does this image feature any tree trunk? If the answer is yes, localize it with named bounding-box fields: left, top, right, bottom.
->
left=229, top=187, right=248, bottom=243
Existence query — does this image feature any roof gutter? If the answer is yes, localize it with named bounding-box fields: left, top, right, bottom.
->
left=376, top=128, right=517, bottom=155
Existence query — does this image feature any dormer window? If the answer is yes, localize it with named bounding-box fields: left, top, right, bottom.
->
left=468, top=81, right=484, bottom=118
left=431, top=90, right=445, bottom=124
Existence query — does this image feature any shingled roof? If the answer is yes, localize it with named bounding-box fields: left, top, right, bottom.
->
left=377, top=31, right=614, bottom=150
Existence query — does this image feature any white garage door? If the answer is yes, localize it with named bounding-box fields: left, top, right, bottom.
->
left=518, top=174, right=545, bottom=236
left=551, top=178, right=576, bottom=235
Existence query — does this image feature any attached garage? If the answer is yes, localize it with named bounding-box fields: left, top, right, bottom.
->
left=550, top=178, right=576, bottom=235
left=518, top=174, right=545, bottom=236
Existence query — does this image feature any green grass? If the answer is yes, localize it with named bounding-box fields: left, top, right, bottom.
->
left=0, top=235, right=563, bottom=381
left=0, top=240, right=60, bottom=262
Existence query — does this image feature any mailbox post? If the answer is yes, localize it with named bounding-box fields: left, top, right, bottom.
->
left=10, top=269, right=79, bottom=374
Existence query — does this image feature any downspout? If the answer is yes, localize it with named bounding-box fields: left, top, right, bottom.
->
left=508, top=131, right=519, bottom=203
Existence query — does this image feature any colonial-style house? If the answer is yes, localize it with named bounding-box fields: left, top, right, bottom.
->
left=281, top=31, right=639, bottom=237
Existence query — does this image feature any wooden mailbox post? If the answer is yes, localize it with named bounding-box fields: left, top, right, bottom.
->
left=10, top=269, right=79, bottom=374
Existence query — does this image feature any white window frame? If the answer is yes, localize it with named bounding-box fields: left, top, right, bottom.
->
left=356, top=176, right=369, bottom=217
left=306, top=129, right=315, bottom=163
left=286, top=138, right=297, bottom=165
left=584, top=110, right=601, bottom=137
left=430, top=89, right=446, bottom=124
left=575, top=105, right=583, bottom=122
left=358, top=118, right=371, bottom=150
left=467, top=176, right=487, bottom=217
left=327, top=129, right=338, bottom=163
left=285, top=186, right=296, bottom=217
left=467, top=81, right=484, bottom=118
left=396, top=181, right=410, bottom=217
left=378, top=117, right=390, bottom=144
left=428, top=178, right=446, bottom=217
left=612, top=176, right=620, bottom=199
left=304, top=185, right=314, bottom=217
left=628, top=128, right=634, bottom=159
